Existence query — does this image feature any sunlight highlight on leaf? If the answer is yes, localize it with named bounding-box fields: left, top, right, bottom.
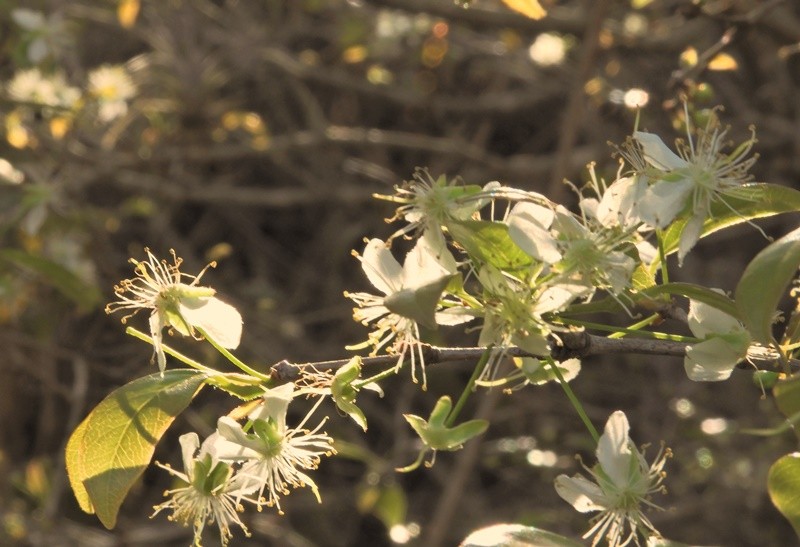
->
left=501, top=0, right=547, bottom=20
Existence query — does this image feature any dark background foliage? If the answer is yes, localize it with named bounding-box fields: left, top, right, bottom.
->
left=1, top=0, right=800, bottom=545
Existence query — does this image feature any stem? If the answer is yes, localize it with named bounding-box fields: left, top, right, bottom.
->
left=195, top=327, right=272, bottom=382
left=608, top=313, right=661, bottom=339
left=446, top=346, right=493, bottom=428
left=125, top=327, right=218, bottom=374
left=656, top=228, right=670, bottom=284
left=356, top=365, right=401, bottom=388
left=556, top=318, right=698, bottom=343
left=545, top=355, right=599, bottom=443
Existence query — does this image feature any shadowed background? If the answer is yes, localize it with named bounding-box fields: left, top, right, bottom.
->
left=1, top=0, right=800, bottom=545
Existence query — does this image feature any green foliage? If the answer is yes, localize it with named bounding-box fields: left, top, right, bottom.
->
left=657, top=183, right=800, bottom=263
left=65, top=370, right=207, bottom=528
left=445, top=219, right=533, bottom=271
left=736, top=226, right=800, bottom=344
left=769, top=454, right=800, bottom=538
left=331, top=356, right=368, bottom=431
left=204, top=372, right=266, bottom=401
left=772, top=375, right=800, bottom=440
left=403, top=396, right=489, bottom=452
left=643, top=282, right=740, bottom=319
left=0, top=248, right=101, bottom=312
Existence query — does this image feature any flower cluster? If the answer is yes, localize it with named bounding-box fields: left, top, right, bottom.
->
left=153, top=383, right=335, bottom=546
left=346, top=108, right=759, bottom=388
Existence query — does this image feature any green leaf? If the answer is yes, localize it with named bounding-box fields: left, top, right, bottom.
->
left=65, top=370, right=207, bottom=528
left=332, top=357, right=368, bottom=431
left=204, top=373, right=265, bottom=400
left=460, top=524, right=583, bottom=547
left=0, top=249, right=102, bottom=311
left=404, top=396, right=489, bottom=451
left=769, top=453, right=800, bottom=539
left=659, top=183, right=800, bottom=260
left=359, top=483, right=407, bottom=529
left=65, top=416, right=94, bottom=514
left=445, top=219, right=533, bottom=271
left=773, top=375, right=800, bottom=440
left=736, top=226, right=800, bottom=343
left=642, top=282, right=740, bottom=319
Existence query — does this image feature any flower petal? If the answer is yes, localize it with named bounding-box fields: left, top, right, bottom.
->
left=596, top=176, right=647, bottom=227
left=597, top=410, right=633, bottom=489
left=401, top=234, right=453, bottom=289
left=178, top=432, right=200, bottom=476
left=361, top=238, right=403, bottom=295
left=634, top=131, right=688, bottom=171
left=179, top=296, right=243, bottom=349
left=687, top=294, right=742, bottom=338
left=249, top=383, right=294, bottom=427
left=677, top=213, right=704, bottom=265
left=554, top=474, right=607, bottom=512
left=149, top=311, right=167, bottom=375
left=684, top=337, right=742, bottom=381
left=507, top=202, right=562, bottom=263
left=637, top=178, right=693, bottom=229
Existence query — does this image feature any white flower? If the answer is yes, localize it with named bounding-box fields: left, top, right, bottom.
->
left=555, top=411, right=669, bottom=547
left=7, top=68, right=81, bottom=112
left=87, top=65, right=136, bottom=122
left=212, top=383, right=335, bottom=513
left=11, top=8, right=71, bottom=63
left=684, top=294, right=751, bottom=382
left=507, top=201, right=562, bottom=264
left=377, top=170, right=492, bottom=242
left=345, top=235, right=468, bottom=386
left=151, top=432, right=253, bottom=546
left=508, top=202, right=636, bottom=296
left=106, top=248, right=242, bottom=375
left=620, top=111, right=757, bottom=264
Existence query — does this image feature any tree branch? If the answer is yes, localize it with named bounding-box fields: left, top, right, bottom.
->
left=269, top=332, right=690, bottom=381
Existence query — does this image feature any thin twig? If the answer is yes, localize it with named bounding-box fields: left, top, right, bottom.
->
left=548, top=0, right=612, bottom=203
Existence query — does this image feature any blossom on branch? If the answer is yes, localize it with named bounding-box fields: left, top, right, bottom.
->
left=212, top=383, right=335, bottom=514
left=106, top=248, right=242, bottom=375
left=345, top=235, right=470, bottom=386
left=619, top=110, right=758, bottom=264
left=555, top=411, right=670, bottom=547
left=684, top=294, right=751, bottom=382
left=151, top=432, right=253, bottom=547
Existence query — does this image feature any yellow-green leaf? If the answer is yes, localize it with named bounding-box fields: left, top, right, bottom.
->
left=501, top=0, right=547, bottom=20
left=769, top=453, right=800, bottom=539
left=446, top=219, right=532, bottom=271
left=736, top=226, right=800, bottom=344
left=653, top=183, right=800, bottom=274
left=65, top=370, right=207, bottom=528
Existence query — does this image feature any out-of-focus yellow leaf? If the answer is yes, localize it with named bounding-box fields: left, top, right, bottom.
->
left=680, top=47, right=699, bottom=67
left=6, top=111, right=29, bottom=149
left=117, top=0, right=140, bottom=28
left=501, top=0, right=547, bottom=20
left=342, top=45, right=367, bottom=63
left=708, top=52, right=738, bottom=71
left=50, top=117, right=70, bottom=139
left=681, top=47, right=737, bottom=71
